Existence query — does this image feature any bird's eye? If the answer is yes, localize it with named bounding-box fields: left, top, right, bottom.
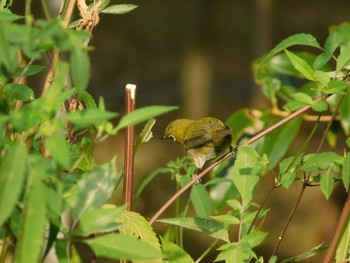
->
left=168, top=135, right=176, bottom=141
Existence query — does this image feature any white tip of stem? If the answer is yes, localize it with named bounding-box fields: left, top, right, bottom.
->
left=126, top=84, right=137, bottom=100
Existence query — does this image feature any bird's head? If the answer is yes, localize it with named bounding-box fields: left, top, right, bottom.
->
left=162, top=119, right=195, bottom=145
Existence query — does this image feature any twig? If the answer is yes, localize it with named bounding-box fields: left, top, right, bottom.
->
left=271, top=183, right=307, bottom=257
left=247, top=184, right=276, bottom=234
left=149, top=96, right=325, bottom=225
left=123, top=84, right=137, bottom=211
left=324, top=191, right=350, bottom=263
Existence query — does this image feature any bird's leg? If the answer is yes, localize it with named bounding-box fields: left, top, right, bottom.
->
left=229, top=145, right=236, bottom=157
left=192, top=169, right=201, bottom=184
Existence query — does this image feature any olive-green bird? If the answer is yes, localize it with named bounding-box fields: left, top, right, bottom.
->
left=162, top=117, right=233, bottom=183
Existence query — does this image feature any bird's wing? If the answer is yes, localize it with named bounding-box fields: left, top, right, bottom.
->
left=198, top=117, right=233, bottom=144
left=183, top=121, right=211, bottom=149
left=211, top=127, right=233, bottom=144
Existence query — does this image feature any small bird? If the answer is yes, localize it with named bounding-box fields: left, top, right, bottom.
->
left=162, top=117, right=233, bottom=183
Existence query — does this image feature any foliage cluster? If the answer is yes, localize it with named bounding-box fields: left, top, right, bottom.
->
left=0, top=1, right=349, bottom=263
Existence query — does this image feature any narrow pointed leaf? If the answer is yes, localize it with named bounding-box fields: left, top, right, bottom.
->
left=45, top=135, right=71, bottom=170
left=102, top=4, right=138, bottom=14
left=160, top=236, right=194, bottom=263
left=14, top=157, right=52, bottom=263
left=85, top=233, right=162, bottom=260
left=117, top=210, right=162, bottom=259
left=336, top=41, right=350, bottom=71
left=190, top=183, right=212, bottom=218
left=70, top=158, right=121, bottom=222
left=0, top=143, right=27, bottom=227
left=285, top=50, right=317, bottom=81
left=320, top=169, right=333, bottom=199
left=157, top=217, right=229, bottom=242
left=116, top=105, right=178, bottom=131
left=261, top=33, right=321, bottom=63
left=70, top=48, right=90, bottom=95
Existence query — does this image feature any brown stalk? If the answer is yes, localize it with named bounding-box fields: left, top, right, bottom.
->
left=123, top=84, right=137, bottom=211
left=149, top=96, right=324, bottom=225
left=323, top=191, right=350, bottom=263
left=41, top=0, right=76, bottom=96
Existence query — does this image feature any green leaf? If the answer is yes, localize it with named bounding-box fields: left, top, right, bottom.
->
left=342, top=153, right=350, bottom=192
left=101, top=4, right=138, bottom=14
left=85, top=233, right=162, bottom=260
left=302, top=152, right=343, bottom=172
left=279, top=155, right=303, bottom=189
left=215, top=242, right=254, bottom=262
left=311, top=100, right=328, bottom=112
left=14, top=157, right=52, bottom=263
left=292, top=92, right=313, bottom=104
left=116, top=105, right=178, bottom=131
left=71, top=206, right=123, bottom=236
left=0, top=26, right=18, bottom=75
left=14, top=65, right=46, bottom=78
left=45, top=135, right=71, bottom=170
left=158, top=217, right=229, bottom=242
left=313, top=52, right=332, bottom=70
left=240, top=231, right=268, bottom=248
left=70, top=158, right=121, bottom=222
left=325, top=31, right=345, bottom=53
left=0, top=143, right=27, bottom=227
left=0, top=8, right=24, bottom=24
left=226, top=199, right=242, bottom=211
left=340, top=91, right=350, bottom=135
left=325, top=80, right=349, bottom=95
left=117, top=210, right=162, bottom=259
left=261, top=33, right=321, bottom=63
left=160, top=236, right=194, bottom=263
left=281, top=242, right=328, bottom=262
left=285, top=50, right=318, bottom=81
left=134, top=118, right=156, bottom=152
left=190, top=183, right=212, bottom=218
left=82, top=91, right=97, bottom=109
left=211, top=214, right=240, bottom=225
left=256, top=117, right=302, bottom=169
left=66, top=109, right=117, bottom=128
left=231, top=146, right=262, bottom=206
left=320, top=168, right=333, bottom=199
left=283, top=100, right=307, bottom=112
left=336, top=41, right=350, bottom=71
left=70, top=48, right=90, bottom=95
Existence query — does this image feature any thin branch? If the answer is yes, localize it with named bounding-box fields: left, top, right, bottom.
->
left=149, top=96, right=325, bottom=225
left=271, top=183, right=307, bottom=257
left=123, top=84, right=137, bottom=211
left=247, top=184, right=276, bottom=234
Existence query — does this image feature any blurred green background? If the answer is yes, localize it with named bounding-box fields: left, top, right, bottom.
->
left=12, top=0, right=350, bottom=261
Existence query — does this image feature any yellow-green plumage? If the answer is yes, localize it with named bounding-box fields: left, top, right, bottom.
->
left=162, top=117, right=233, bottom=170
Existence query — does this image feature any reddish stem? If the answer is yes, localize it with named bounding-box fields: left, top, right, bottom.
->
left=123, top=84, right=136, bottom=211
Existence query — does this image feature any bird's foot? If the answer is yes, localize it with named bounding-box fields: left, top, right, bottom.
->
left=192, top=173, right=201, bottom=184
